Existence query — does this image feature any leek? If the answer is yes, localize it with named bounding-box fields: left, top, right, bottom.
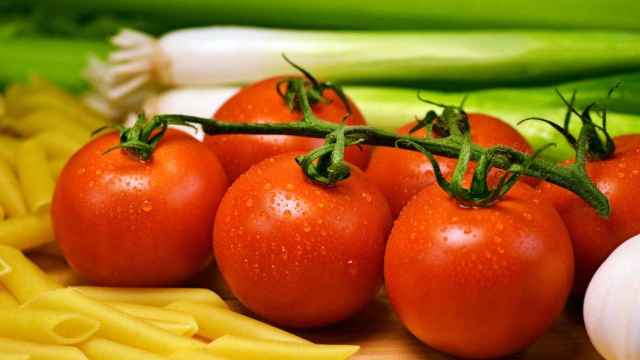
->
left=0, top=37, right=109, bottom=91
left=17, top=0, right=640, bottom=32
left=91, top=27, right=640, bottom=104
left=141, top=86, right=640, bottom=162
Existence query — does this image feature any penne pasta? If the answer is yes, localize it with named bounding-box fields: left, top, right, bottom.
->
left=25, top=288, right=205, bottom=354
left=8, top=110, right=90, bottom=143
left=0, top=337, right=87, bottom=360
left=33, top=132, right=84, bottom=160
left=146, top=320, right=199, bottom=337
left=0, top=204, right=4, bottom=221
left=16, top=140, right=55, bottom=214
left=169, top=350, right=227, bottom=360
left=0, top=135, right=19, bottom=166
left=0, top=214, right=53, bottom=250
left=0, top=159, right=27, bottom=217
left=32, top=131, right=84, bottom=159
left=206, top=335, right=360, bottom=360
left=0, top=353, right=30, bottom=360
left=72, top=287, right=227, bottom=308
left=0, top=308, right=99, bottom=345
left=0, top=245, right=61, bottom=303
left=79, top=338, right=170, bottom=360
left=0, top=285, right=18, bottom=307
left=43, top=268, right=86, bottom=287
left=6, top=79, right=107, bottom=130
left=106, top=302, right=199, bottom=337
left=165, top=302, right=308, bottom=344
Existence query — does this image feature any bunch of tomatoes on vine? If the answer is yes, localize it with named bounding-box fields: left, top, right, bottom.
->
left=51, top=61, right=640, bottom=358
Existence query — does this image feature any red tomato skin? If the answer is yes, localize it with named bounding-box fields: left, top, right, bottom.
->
left=385, top=183, right=574, bottom=359
left=366, top=113, right=534, bottom=217
left=204, top=77, right=370, bottom=181
left=52, top=130, right=229, bottom=286
left=213, top=153, right=391, bottom=328
left=538, top=135, right=640, bottom=294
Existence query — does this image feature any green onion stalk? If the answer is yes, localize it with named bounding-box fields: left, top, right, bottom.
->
left=10, top=0, right=640, bottom=32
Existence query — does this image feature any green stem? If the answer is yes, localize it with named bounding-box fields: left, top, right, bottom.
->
left=158, top=112, right=609, bottom=216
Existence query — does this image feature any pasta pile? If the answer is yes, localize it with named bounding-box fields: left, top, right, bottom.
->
left=0, top=78, right=102, bottom=252
left=0, top=81, right=359, bottom=359
left=0, top=245, right=359, bottom=359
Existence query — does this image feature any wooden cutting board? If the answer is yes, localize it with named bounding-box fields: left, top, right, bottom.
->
left=33, top=252, right=603, bottom=360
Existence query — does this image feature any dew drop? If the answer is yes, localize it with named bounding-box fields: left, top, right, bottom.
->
left=303, top=226, right=311, bottom=233
left=263, top=183, right=272, bottom=190
left=286, top=183, right=294, bottom=190
left=245, top=199, right=253, bottom=207
left=141, top=200, right=153, bottom=212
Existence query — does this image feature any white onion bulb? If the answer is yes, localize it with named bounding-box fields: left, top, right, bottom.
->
left=584, top=234, right=640, bottom=360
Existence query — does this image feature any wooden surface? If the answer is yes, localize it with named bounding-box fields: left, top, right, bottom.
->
left=33, top=252, right=603, bottom=360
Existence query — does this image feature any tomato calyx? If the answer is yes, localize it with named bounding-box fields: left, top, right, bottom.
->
left=98, top=113, right=194, bottom=161
left=399, top=131, right=552, bottom=208
left=519, top=86, right=618, bottom=162
left=277, top=54, right=352, bottom=116
left=409, top=94, right=470, bottom=138
left=295, top=126, right=364, bottom=185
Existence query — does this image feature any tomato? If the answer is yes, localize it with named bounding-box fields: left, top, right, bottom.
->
left=385, top=182, right=574, bottom=359
left=213, top=153, right=391, bottom=328
left=366, top=113, right=534, bottom=217
left=538, top=134, right=640, bottom=295
left=52, top=130, right=229, bottom=286
left=204, top=77, right=370, bottom=181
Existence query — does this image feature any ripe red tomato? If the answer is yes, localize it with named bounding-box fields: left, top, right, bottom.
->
left=385, top=183, right=574, bottom=358
left=204, top=77, right=371, bottom=181
left=213, top=153, right=391, bottom=328
left=52, top=130, right=229, bottom=286
left=538, top=134, right=640, bottom=295
left=366, top=113, right=534, bottom=217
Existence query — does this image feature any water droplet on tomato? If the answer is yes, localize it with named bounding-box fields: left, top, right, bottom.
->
left=286, top=183, right=294, bottom=190
left=303, top=225, right=311, bottom=233
left=245, top=199, right=253, bottom=207
left=141, top=200, right=152, bottom=212
left=263, top=183, right=272, bottom=190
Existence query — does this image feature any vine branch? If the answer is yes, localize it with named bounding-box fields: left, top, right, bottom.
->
left=149, top=78, right=609, bottom=216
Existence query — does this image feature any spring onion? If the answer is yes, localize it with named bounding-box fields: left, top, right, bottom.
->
left=138, top=85, right=640, bottom=161
left=88, top=27, right=640, bottom=106
left=0, top=37, right=109, bottom=90
left=19, top=0, right=640, bottom=32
